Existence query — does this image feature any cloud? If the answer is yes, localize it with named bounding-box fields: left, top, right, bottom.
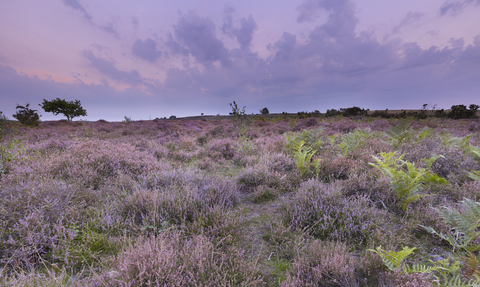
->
left=271, top=32, right=296, bottom=61
left=132, top=16, right=139, bottom=31
left=392, top=12, right=424, bottom=34
left=297, top=0, right=357, bottom=38
left=99, top=22, right=120, bottom=39
left=221, top=7, right=258, bottom=50
left=439, top=0, right=480, bottom=16
left=132, top=38, right=162, bottom=62
left=168, top=11, right=231, bottom=67
left=82, top=50, right=143, bottom=86
left=62, top=0, right=92, bottom=20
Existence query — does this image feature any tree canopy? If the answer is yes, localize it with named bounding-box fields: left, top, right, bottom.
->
left=40, top=98, right=87, bottom=121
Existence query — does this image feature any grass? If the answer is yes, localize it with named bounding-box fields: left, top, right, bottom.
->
left=1, top=116, right=480, bottom=286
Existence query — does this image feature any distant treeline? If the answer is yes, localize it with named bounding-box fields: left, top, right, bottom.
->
left=296, top=104, right=479, bottom=120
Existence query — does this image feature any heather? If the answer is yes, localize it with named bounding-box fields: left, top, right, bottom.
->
left=1, top=116, right=480, bottom=286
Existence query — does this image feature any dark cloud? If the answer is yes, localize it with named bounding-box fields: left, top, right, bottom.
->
left=169, top=11, right=231, bottom=67
left=392, top=12, right=424, bottom=34
left=439, top=0, right=480, bottom=16
left=82, top=50, right=143, bottom=86
left=132, top=38, right=162, bottom=62
left=221, top=7, right=258, bottom=50
left=62, top=0, right=92, bottom=20
left=297, top=0, right=357, bottom=38
left=272, top=32, right=296, bottom=61
left=132, top=16, right=139, bottom=31
left=99, top=22, right=120, bottom=39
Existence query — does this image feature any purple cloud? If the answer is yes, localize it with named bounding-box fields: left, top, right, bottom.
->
left=221, top=8, right=258, bottom=50
left=392, top=12, right=424, bottom=34
left=82, top=50, right=143, bottom=86
left=297, top=0, right=357, bottom=38
left=132, top=38, right=162, bottom=63
left=62, top=0, right=92, bottom=20
left=99, top=22, right=120, bottom=40
left=132, top=16, right=139, bottom=31
left=168, top=11, right=231, bottom=67
left=439, top=0, right=480, bottom=16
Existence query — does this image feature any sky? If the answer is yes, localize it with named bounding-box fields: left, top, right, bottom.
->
left=0, top=0, right=479, bottom=121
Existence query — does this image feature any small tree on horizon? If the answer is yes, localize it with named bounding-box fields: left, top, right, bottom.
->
left=12, top=103, right=41, bottom=126
left=40, top=98, right=87, bottom=121
left=260, top=107, right=269, bottom=115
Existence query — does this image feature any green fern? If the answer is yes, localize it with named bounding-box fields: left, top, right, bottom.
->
left=422, top=198, right=480, bottom=254
left=337, top=128, right=375, bottom=157
left=368, top=246, right=416, bottom=271
left=440, top=274, right=480, bottom=287
left=469, top=171, right=480, bottom=182
left=385, top=123, right=433, bottom=148
left=370, top=152, right=448, bottom=211
left=292, top=140, right=321, bottom=177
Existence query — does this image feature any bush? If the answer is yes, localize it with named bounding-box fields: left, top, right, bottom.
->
left=283, top=240, right=358, bottom=287
left=40, top=98, right=87, bottom=121
left=280, top=180, right=386, bottom=245
left=448, top=104, right=479, bottom=119
left=12, top=103, right=41, bottom=126
left=340, top=106, right=369, bottom=117
left=260, top=107, right=269, bottom=115
left=98, top=233, right=263, bottom=286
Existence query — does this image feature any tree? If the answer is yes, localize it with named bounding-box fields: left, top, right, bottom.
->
left=12, top=103, right=41, bottom=126
left=40, top=98, right=87, bottom=121
left=260, top=107, right=269, bottom=115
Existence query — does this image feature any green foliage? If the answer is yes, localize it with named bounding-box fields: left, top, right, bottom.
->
left=292, top=140, right=321, bottom=177
left=468, top=171, right=480, bottom=182
left=340, top=106, right=369, bottom=117
left=285, top=127, right=325, bottom=152
left=370, top=152, right=448, bottom=211
left=369, top=246, right=478, bottom=286
left=260, top=107, right=269, bottom=115
left=0, top=132, right=25, bottom=176
left=40, top=98, right=87, bottom=121
left=422, top=198, right=480, bottom=254
left=0, top=112, right=7, bottom=140
left=368, top=245, right=417, bottom=271
left=448, top=104, right=479, bottom=119
left=122, top=116, right=133, bottom=123
left=230, top=100, right=246, bottom=119
left=385, top=122, right=433, bottom=148
left=12, top=103, right=41, bottom=126
left=337, top=128, right=374, bottom=157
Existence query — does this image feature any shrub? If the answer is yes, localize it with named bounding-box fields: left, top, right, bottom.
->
left=340, top=106, right=369, bottom=117
left=98, top=233, right=263, bottom=286
left=369, top=152, right=448, bottom=211
left=260, top=107, right=269, bottom=115
left=12, top=103, right=41, bottom=126
left=282, top=240, right=358, bottom=287
left=40, top=98, right=86, bottom=121
left=447, top=104, right=479, bottom=119
left=280, top=180, right=385, bottom=245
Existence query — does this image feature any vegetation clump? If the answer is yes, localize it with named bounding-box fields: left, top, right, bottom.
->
left=40, top=98, right=87, bottom=121
left=2, top=106, right=480, bottom=286
left=12, top=103, right=41, bottom=126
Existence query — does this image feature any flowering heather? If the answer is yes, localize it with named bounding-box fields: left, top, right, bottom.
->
left=1, top=116, right=480, bottom=285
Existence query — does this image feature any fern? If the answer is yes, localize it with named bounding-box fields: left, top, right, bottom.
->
left=337, top=128, right=375, bottom=158
left=370, top=152, right=448, bottom=211
left=422, top=198, right=480, bottom=254
left=461, top=252, right=480, bottom=282
left=285, top=127, right=325, bottom=153
left=368, top=246, right=416, bottom=271
left=469, top=171, right=480, bottom=182
left=292, top=140, right=321, bottom=177
left=385, top=123, right=433, bottom=148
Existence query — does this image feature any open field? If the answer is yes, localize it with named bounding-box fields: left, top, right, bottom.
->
left=1, top=115, right=480, bottom=286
